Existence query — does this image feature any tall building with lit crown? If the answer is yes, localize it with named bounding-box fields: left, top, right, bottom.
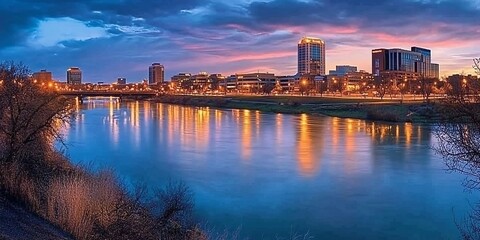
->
left=149, top=63, right=164, bottom=85
left=298, top=37, right=326, bottom=75
left=67, top=67, right=82, bottom=85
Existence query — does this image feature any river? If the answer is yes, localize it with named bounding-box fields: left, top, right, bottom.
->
left=62, top=97, right=475, bottom=239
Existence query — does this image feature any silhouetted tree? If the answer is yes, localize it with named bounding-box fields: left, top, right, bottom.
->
left=0, top=61, right=71, bottom=164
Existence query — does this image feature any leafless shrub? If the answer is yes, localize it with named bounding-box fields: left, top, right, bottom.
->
left=151, top=180, right=204, bottom=239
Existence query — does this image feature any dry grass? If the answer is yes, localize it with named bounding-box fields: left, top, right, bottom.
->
left=0, top=156, right=207, bottom=240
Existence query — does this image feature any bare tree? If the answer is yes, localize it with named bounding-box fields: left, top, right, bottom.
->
left=474, top=58, right=480, bottom=74
left=435, top=60, right=480, bottom=239
left=419, top=75, right=436, bottom=102
left=262, top=82, right=275, bottom=95
left=0, top=61, right=71, bottom=165
left=435, top=98, right=480, bottom=189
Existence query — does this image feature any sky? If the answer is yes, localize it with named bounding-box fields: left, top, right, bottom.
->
left=0, top=0, right=479, bottom=83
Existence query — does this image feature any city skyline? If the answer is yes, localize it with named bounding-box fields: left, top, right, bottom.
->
left=0, top=0, right=478, bottom=82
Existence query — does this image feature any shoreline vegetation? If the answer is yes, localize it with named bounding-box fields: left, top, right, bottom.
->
left=152, top=94, right=442, bottom=123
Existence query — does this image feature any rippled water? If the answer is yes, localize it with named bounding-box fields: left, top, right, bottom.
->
left=63, top=97, right=476, bottom=239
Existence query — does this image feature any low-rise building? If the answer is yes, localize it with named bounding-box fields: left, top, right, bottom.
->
left=447, top=74, right=480, bottom=95
left=230, top=73, right=277, bottom=93
left=117, top=77, right=127, bottom=85
left=32, top=69, right=52, bottom=84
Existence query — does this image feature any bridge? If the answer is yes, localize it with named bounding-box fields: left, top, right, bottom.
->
left=59, top=90, right=158, bottom=102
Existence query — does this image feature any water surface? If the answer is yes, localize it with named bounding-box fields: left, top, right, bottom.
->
left=63, top=98, right=476, bottom=239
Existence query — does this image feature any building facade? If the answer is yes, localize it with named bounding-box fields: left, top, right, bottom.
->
left=447, top=74, right=480, bottom=95
left=67, top=67, right=82, bottom=85
left=411, top=47, right=432, bottom=77
left=230, top=73, right=277, bottom=92
left=276, top=75, right=296, bottom=92
left=32, top=69, right=52, bottom=84
left=372, top=47, right=439, bottom=79
left=329, top=65, right=358, bottom=76
left=430, top=63, right=440, bottom=79
left=345, top=70, right=373, bottom=91
left=117, top=77, right=127, bottom=85
left=149, top=63, right=164, bottom=85
left=298, top=37, right=326, bottom=75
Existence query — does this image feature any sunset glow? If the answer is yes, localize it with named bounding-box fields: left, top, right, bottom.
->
left=0, top=0, right=478, bottom=81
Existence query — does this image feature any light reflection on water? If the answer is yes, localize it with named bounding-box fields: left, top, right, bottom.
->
left=63, top=97, right=477, bottom=239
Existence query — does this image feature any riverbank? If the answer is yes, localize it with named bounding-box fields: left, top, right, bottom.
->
left=152, top=95, right=441, bottom=123
left=0, top=194, right=72, bottom=240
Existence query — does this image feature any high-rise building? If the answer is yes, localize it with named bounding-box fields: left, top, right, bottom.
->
left=67, top=67, right=82, bottom=85
left=411, top=47, right=432, bottom=77
left=149, top=63, right=164, bottom=85
left=372, top=47, right=439, bottom=79
left=298, top=37, right=326, bottom=75
left=32, top=69, right=52, bottom=84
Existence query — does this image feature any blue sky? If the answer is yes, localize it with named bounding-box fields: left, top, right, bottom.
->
left=0, top=0, right=479, bottom=83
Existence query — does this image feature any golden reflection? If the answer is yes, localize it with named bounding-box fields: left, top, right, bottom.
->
left=167, top=105, right=175, bottom=145
left=241, top=109, right=252, bottom=160
left=344, top=119, right=358, bottom=159
left=128, top=101, right=140, bottom=148
left=232, top=109, right=241, bottom=126
left=255, top=110, right=261, bottom=137
left=214, top=109, right=223, bottom=142
left=405, top=123, right=413, bottom=146
left=417, top=126, right=422, bottom=144
left=157, top=103, right=164, bottom=121
left=164, top=105, right=212, bottom=151
left=195, top=107, right=210, bottom=149
left=143, top=101, right=151, bottom=124
left=363, top=121, right=428, bottom=149
left=331, top=117, right=340, bottom=147
left=298, top=114, right=315, bottom=176
left=396, top=125, right=400, bottom=144
left=275, top=114, right=283, bottom=145
left=108, top=98, right=119, bottom=145
left=75, top=97, right=80, bottom=112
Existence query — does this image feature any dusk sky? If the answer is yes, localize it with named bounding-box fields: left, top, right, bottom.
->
left=0, top=0, right=479, bottom=83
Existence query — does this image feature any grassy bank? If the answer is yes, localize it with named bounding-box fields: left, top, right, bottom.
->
left=153, top=95, right=441, bottom=123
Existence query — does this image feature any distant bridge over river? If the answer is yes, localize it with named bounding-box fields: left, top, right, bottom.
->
left=59, top=90, right=158, bottom=102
